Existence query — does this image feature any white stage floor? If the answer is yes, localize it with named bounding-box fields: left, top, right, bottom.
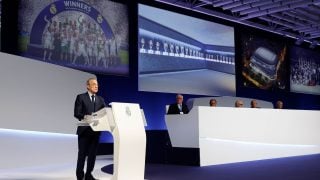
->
left=0, top=155, right=113, bottom=180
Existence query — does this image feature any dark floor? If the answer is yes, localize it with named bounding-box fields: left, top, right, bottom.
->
left=102, top=154, right=320, bottom=180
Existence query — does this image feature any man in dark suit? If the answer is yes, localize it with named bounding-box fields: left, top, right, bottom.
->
left=235, top=99, right=244, bottom=107
left=167, top=94, right=189, bottom=114
left=74, top=78, right=106, bottom=180
left=275, top=100, right=283, bottom=109
left=250, top=99, right=259, bottom=108
left=209, top=98, right=217, bottom=107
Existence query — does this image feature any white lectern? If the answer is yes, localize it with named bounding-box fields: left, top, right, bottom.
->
left=85, top=102, right=146, bottom=180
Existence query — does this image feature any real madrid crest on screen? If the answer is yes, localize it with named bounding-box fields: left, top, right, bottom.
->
left=125, top=106, right=131, bottom=117
left=97, top=14, right=103, bottom=24
left=50, top=4, right=57, bottom=14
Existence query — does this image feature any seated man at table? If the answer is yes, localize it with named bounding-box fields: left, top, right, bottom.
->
left=235, top=99, right=244, bottom=108
left=209, top=98, right=217, bottom=107
left=167, top=94, right=189, bottom=114
left=275, top=100, right=284, bottom=109
left=250, top=99, right=260, bottom=108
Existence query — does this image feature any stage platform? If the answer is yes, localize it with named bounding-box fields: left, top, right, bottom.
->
left=1, top=154, right=320, bottom=180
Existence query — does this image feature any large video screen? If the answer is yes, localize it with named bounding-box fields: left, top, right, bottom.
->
left=17, top=0, right=129, bottom=76
left=290, top=46, right=320, bottom=95
left=138, top=4, right=235, bottom=96
left=241, top=33, right=288, bottom=90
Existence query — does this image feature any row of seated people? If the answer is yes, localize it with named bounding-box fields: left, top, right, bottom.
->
left=167, top=94, right=284, bottom=115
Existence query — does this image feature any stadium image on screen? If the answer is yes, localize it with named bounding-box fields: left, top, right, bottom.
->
left=241, top=34, right=287, bottom=90
left=290, top=46, right=320, bottom=95
left=17, top=0, right=129, bottom=76
left=138, top=4, right=235, bottom=96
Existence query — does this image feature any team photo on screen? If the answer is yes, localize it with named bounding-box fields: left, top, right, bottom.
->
left=290, top=46, right=320, bottom=95
left=17, top=0, right=129, bottom=75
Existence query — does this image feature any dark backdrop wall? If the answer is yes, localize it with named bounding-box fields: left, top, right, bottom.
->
left=97, top=0, right=320, bottom=143
left=1, top=0, right=320, bottom=145
left=102, top=0, right=320, bottom=119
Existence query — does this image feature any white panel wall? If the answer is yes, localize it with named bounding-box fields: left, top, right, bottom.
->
left=0, top=52, right=94, bottom=134
left=0, top=129, right=77, bottom=170
left=0, top=52, right=94, bottom=170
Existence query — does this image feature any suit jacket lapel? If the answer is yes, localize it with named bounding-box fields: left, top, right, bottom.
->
left=84, top=93, right=94, bottom=113
left=85, top=92, right=92, bottom=104
left=95, top=95, right=99, bottom=106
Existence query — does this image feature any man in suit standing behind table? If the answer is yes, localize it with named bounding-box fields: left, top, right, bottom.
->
left=74, top=77, right=106, bottom=180
left=167, top=94, right=189, bottom=114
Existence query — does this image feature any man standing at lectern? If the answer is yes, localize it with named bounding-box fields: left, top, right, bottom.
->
left=167, top=94, right=189, bottom=114
left=74, top=78, right=106, bottom=180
